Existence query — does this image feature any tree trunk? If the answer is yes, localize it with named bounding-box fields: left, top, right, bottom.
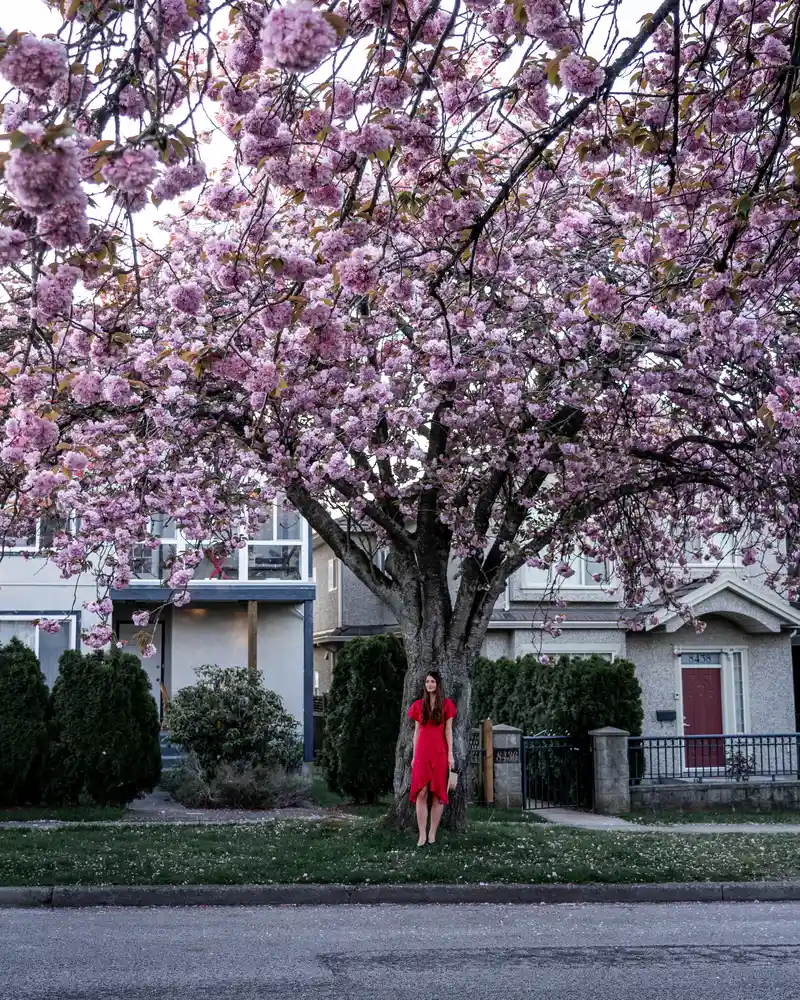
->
left=390, top=617, right=473, bottom=832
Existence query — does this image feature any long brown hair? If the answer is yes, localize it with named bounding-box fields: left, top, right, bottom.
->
left=421, top=671, right=444, bottom=725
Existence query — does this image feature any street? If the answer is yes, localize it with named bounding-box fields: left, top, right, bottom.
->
left=2, top=901, right=800, bottom=999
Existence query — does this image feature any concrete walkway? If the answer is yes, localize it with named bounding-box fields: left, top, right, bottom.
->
left=532, top=808, right=800, bottom=834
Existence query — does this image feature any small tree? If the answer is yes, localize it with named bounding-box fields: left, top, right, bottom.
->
left=168, top=665, right=303, bottom=775
left=49, top=649, right=162, bottom=805
left=0, top=637, right=50, bottom=807
left=323, top=636, right=407, bottom=804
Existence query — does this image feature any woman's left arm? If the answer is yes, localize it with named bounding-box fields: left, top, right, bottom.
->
left=445, top=717, right=455, bottom=770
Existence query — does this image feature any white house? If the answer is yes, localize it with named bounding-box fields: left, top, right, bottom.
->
left=0, top=500, right=316, bottom=761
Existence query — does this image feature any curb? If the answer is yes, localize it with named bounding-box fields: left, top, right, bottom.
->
left=3, top=881, right=800, bottom=908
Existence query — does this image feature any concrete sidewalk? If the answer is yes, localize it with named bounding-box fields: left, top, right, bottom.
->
left=3, top=881, right=800, bottom=908
left=532, top=808, right=800, bottom=834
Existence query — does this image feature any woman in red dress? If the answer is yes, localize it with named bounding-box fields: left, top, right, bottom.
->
left=408, top=671, right=456, bottom=847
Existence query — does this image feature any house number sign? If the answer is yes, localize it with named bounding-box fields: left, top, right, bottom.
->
left=495, top=748, right=520, bottom=763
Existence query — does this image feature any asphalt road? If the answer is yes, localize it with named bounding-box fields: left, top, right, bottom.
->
left=3, top=901, right=800, bottom=999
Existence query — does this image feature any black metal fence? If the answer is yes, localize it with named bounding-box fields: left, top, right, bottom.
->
left=629, top=734, right=800, bottom=784
left=522, top=735, right=591, bottom=809
left=469, top=728, right=486, bottom=802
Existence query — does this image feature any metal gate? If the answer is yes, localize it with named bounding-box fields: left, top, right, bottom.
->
left=522, top=735, right=592, bottom=810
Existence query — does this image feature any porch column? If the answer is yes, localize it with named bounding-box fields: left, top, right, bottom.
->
left=590, top=726, right=631, bottom=815
left=492, top=724, right=523, bottom=809
left=247, top=600, right=258, bottom=677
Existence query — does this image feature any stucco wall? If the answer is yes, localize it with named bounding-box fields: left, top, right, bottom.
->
left=314, top=645, right=333, bottom=694
left=512, top=627, right=627, bottom=660
left=312, top=542, right=340, bottom=633
left=341, top=563, right=396, bottom=628
left=168, top=602, right=305, bottom=727
left=627, top=615, right=795, bottom=738
left=481, top=631, right=514, bottom=660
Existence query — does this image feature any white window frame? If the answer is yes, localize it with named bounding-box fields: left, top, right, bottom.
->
left=0, top=613, right=78, bottom=673
left=520, top=554, right=610, bottom=591
left=128, top=501, right=309, bottom=586
left=2, top=515, right=75, bottom=554
left=674, top=646, right=750, bottom=741
left=680, top=532, right=742, bottom=570
left=539, top=648, right=616, bottom=662
left=328, top=557, right=339, bottom=593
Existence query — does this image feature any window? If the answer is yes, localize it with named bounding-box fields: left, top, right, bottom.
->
left=520, top=554, right=609, bottom=590
left=732, top=651, right=746, bottom=734
left=541, top=650, right=615, bottom=662
left=328, top=557, right=339, bottom=592
left=683, top=533, right=740, bottom=567
left=0, top=615, right=76, bottom=688
left=3, top=514, right=71, bottom=553
left=129, top=499, right=307, bottom=585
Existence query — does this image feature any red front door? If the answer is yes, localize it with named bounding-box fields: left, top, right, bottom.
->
left=682, top=668, right=724, bottom=769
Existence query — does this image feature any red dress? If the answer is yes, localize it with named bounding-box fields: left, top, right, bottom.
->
left=408, top=697, right=457, bottom=804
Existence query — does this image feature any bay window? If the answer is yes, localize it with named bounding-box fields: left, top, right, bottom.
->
left=129, top=499, right=307, bottom=585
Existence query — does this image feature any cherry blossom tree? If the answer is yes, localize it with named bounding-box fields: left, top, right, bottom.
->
left=3, top=0, right=800, bottom=826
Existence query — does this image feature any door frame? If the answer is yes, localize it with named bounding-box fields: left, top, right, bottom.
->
left=674, top=646, right=750, bottom=774
left=117, top=619, right=166, bottom=724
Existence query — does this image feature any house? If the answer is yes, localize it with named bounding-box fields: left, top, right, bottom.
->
left=314, top=533, right=800, bottom=740
left=0, top=501, right=316, bottom=761
left=312, top=531, right=397, bottom=694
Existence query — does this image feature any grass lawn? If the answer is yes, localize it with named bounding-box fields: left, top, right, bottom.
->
left=0, top=806, right=126, bottom=823
left=309, top=779, right=542, bottom=824
left=627, top=810, right=800, bottom=826
left=2, top=819, right=800, bottom=887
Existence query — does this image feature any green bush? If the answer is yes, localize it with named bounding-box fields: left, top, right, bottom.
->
left=162, top=755, right=311, bottom=809
left=167, top=665, right=303, bottom=775
left=472, top=653, right=643, bottom=737
left=546, top=655, right=644, bottom=737
left=49, top=648, right=162, bottom=806
left=322, top=635, right=407, bottom=804
left=0, top=637, right=50, bottom=807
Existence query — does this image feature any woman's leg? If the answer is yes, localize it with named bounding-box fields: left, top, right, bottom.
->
left=428, top=793, right=444, bottom=844
left=415, top=785, right=429, bottom=846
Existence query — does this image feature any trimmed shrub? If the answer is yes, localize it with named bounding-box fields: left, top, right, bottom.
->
left=0, top=637, right=50, bottom=806
left=546, top=655, right=644, bottom=737
left=162, top=755, right=311, bottom=809
left=322, top=635, right=407, bottom=804
left=49, top=649, right=162, bottom=806
left=167, top=665, right=303, bottom=775
left=472, top=653, right=643, bottom=737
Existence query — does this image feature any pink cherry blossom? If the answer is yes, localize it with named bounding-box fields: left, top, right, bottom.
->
left=260, top=1, right=338, bottom=74
left=5, top=144, right=83, bottom=214
left=0, top=34, right=68, bottom=95
left=102, top=147, right=159, bottom=196
left=559, top=53, right=604, bottom=95
left=35, top=265, right=81, bottom=320
left=0, top=227, right=26, bottom=266
left=132, top=611, right=151, bottom=627
left=119, top=85, right=147, bottom=118
left=167, top=281, right=205, bottom=313
left=37, top=618, right=63, bottom=634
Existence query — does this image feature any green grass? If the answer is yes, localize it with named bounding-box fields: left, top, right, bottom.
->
left=3, top=819, right=800, bottom=887
left=627, top=810, right=800, bottom=826
left=0, top=806, right=126, bottom=823
left=309, top=779, right=541, bottom=824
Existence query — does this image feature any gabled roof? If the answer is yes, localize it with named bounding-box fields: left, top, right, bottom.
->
left=646, top=572, right=800, bottom=634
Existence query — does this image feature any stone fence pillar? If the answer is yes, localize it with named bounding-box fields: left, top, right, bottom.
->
left=492, top=724, right=523, bottom=809
left=590, top=727, right=631, bottom=815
